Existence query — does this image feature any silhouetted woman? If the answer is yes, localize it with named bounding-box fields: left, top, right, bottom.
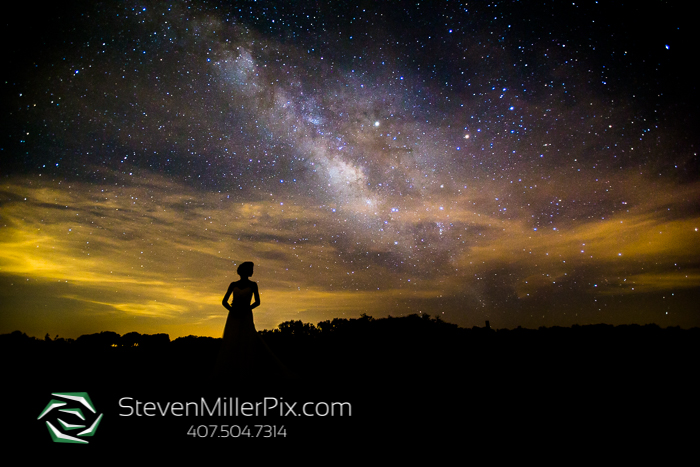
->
left=214, top=262, right=288, bottom=383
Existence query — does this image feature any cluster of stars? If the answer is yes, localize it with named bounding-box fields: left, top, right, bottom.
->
left=1, top=0, right=698, bottom=336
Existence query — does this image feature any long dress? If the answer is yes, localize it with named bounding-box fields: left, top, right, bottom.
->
left=214, top=281, right=289, bottom=383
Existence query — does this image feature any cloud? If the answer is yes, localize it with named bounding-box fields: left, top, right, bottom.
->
left=3, top=2, right=699, bottom=335
left=2, top=167, right=698, bottom=337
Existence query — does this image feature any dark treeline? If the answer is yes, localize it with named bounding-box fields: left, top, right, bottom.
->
left=3, top=314, right=698, bottom=388
left=7, top=315, right=698, bottom=452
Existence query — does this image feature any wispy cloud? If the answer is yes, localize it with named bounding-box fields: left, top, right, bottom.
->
left=2, top=169, right=698, bottom=337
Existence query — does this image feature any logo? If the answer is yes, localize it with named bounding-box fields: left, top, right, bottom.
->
left=37, top=392, right=104, bottom=444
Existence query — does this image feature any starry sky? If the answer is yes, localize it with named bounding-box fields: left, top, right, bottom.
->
left=2, top=0, right=699, bottom=339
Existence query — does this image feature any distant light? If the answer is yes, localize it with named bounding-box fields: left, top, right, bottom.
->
left=665, top=44, right=670, bottom=50
left=464, top=134, right=470, bottom=139
left=374, top=121, right=380, bottom=127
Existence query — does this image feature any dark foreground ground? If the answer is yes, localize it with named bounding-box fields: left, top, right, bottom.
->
left=4, top=315, right=698, bottom=459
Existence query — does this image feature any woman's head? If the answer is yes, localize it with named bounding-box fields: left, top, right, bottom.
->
left=237, top=261, right=254, bottom=278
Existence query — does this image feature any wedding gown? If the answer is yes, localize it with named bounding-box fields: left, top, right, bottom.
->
left=214, top=281, right=289, bottom=383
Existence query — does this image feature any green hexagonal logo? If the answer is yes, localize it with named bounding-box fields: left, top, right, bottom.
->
left=37, top=392, right=104, bottom=444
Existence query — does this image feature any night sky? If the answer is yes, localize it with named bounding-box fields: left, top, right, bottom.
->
left=2, top=0, right=698, bottom=339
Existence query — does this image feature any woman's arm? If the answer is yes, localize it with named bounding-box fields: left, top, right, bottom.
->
left=251, top=283, right=261, bottom=310
left=222, top=283, right=234, bottom=311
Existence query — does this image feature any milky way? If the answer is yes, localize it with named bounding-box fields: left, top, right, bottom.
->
left=2, top=1, right=699, bottom=338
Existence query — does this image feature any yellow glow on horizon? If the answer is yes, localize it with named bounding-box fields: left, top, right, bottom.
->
left=3, top=172, right=700, bottom=338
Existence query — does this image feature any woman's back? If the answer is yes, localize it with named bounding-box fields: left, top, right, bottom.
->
left=231, top=282, right=254, bottom=306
